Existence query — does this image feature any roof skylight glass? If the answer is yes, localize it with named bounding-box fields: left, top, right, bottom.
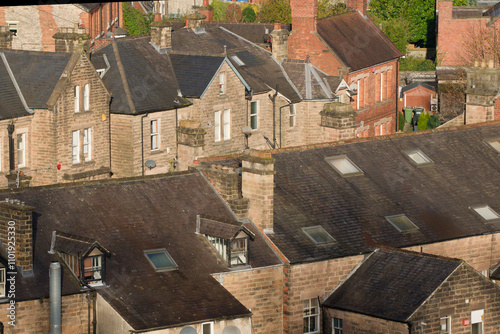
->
left=302, top=226, right=335, bottom=244
left=472, top=205, right=500, bottom=221
left=230, top=55, right=245, bottom=66
left=144, top=249, right=177, bottom=271
left=326, top=155, right=363, bottom=176
left=485, top=138, right=500, bottom=153
left=405, top=149, right=433, bottom=166
left=385, top=214, right=419, bottom=232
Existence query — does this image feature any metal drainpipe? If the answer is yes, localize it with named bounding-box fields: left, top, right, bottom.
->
left=108, top=97, right=113, bottom=177
left=49, top=262, right=62, bottom=334
left=140, top=113, right=149, bottom=176
left=175, top=106, right=179, bottom=171
left=396, top=57, right=400, bottom=132
left=268, top=85, right=279, bottom=148
left=7, top=122, right=14, bottom=172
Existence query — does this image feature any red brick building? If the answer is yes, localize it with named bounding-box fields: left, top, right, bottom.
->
left=287, top=0, right=402, bottom=137
left=401, top=82, right=437, bottom=112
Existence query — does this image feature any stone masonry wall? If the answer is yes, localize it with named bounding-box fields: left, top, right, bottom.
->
left=214, top=265, right=284, bottom=334
left=0, top=293, right=92, bottom=333
left=324, top=309, right=408, bottom=334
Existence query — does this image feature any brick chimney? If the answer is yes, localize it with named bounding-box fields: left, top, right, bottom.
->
left=241, top=151, right=275, bottom=233
left=177, top=120, right=206, bottom=171
left=465, top=62, right=500, bottom=124
left=270, top=22, right=289, bottom=62
left=150, top=14, right=172, bottom=52
left=291, top=0, right=318, bottom=33
left=345, top=0, right=367, bottom=16
left=52, top=23, right=90, bottom=53
left=320, top=102, right=356, bottom=141
left=199, top=0, right=214, bottom=22
left=0, top=26, right=12, bottom=49
left=0, top=199, right=34, bottom=274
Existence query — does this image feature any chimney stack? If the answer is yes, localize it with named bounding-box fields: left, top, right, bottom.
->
left=199, top=0, right=214, bottom=22
left=52, top=24, right=90, bottom=53
left=0, top=26, right=13, bottom=49
left=270, top=22, right=289, bottom=62
left=150, top=15, right=172, bottom=52
left=187, top=13, right=207, bottom=32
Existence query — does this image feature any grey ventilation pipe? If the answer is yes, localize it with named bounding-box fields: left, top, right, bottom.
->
left=49, top=262, right=62, bottom=334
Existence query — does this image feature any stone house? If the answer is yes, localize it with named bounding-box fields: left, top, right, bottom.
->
left=323, top=248, right=500, bottom=334
left=199, top=121, right=500, bottom=333
left=0, top=46, right=112, bottom=188
left=0, top=3, right=122, bottom=52
left=287, top=0, right=402, bottom=138
left=0, top=171, right=283, bottom=333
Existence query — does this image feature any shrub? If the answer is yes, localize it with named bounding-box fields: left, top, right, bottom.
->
left=242, top=6, right=257, bottom=22
left=427, top=115, right=440, bottom=129
left=398, top=112, right=405, bottom=132
left=212, top=0, right=229, bottom=22
left=260, top=0, right=292, bottom=24
left=400, top=56, right=436, bottom=71
left=123, top=2, right=153, bottom=35
left=417, top=111, right=430, bottom=131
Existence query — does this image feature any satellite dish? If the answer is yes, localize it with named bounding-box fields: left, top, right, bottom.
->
left=145, top=160, right=156, bottom=169
left=242, top=126, right=253, bottom=135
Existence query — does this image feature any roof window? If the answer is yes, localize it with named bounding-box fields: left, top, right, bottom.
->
left=404, top=149, right=433, bottom=166
left=485, top=138, right=500, bottom=153
left=385, top=214, right=419, bottom=233
left=471, top=205, right=500, bottom=222
left=230, top=55, right=245, bottom=66
left=326, top=155, right=363, bottom=177
left=144, top=249, right=178, bottom=272
left=302, top=226, right=335, bottom=244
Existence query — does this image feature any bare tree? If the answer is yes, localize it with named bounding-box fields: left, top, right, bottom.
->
left=459, top=21, right=500, bottom=66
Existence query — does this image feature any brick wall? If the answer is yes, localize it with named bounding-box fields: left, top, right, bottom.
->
left=403, top=86, right=436, bottom=111
left=215, top=265, right=284, bottom=334
left=324, top=309, right=408, bottom=334
left=0, top=293, right=92, bottom=333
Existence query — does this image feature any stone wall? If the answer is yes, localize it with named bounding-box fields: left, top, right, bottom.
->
left=324, top=309, right=408, bottom=334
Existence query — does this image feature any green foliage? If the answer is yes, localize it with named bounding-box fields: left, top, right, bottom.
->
left=242, top=6, right=257, bottom=22
left=122, top=2, right=153, bottom=36
left=453, top=0, right=478, bottom=5
left=427, top=115, right=440, bottom=129
left=369, top=0, right=436, bottom=47
left=399, top=112, right=405, bottom=131
left=212, top=0, right=230, bottom=22
left=318, top=0, right=348, bottom=19
left=260, top=0, right=292, bottom=24
left=400, top=56, right=436, bottom=71
left=417, top=111, right=431, bottom=131
left=379, top=18, right=412, bottom=53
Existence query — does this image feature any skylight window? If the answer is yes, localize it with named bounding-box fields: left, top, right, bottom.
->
left=404, top=149, right=433, bottom=166
left=230, top=55, right=245, bottom=66
left=386, top=214, right=419, bottom=233
left=144, top=249, right=178, bottom=272
left=485, top=138, right=500, bottom=153
left=471, top=205, right=500, bottom=222
left=326, top=155, right=363, bottom=177
left=302, top=226, right=335, bottom=244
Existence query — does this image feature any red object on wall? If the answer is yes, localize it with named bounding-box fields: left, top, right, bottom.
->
left=463, top=318, right=470, bottom=326
left=57, top=164, right=61, bottom=170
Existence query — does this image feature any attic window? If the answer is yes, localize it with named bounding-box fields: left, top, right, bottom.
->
left=7, top=22, right=18, bottom=37
left=144, top=249, right=178, bottom=272
left=302, top=226, right=335, bottom=244
left=471, top=205, right=500, bottom=222
left=230, top=55, right=245, bottom=66
left=485, top=138, right=500, bottom=153
left=326, top=155, right=363, bottom=177
left=404, top=149, right=433, bottom=166
left=386, top=214, right=419, bottom=233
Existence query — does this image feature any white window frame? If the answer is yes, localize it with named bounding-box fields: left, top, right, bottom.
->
left=202, top=321, right=214, bottom=334
left=219, top=72, right=225, bottom=95
left=151, top=119, right=159, bottom=151
left=74, top=85, right=80, bottom=113
left=17, top=133, right=26, bottom=168
left=290, top=104, right=296, bottom=128
left=250, top=101, right=258, bottom=130
left=223, top=109, right=230, bottom=140
left=0, top=267, right=5, bottom=297
left=380, top=71, right=384, bottom=101
left=471, top=205, right=500, bottom=222
left=72, top=130, right=80, bottom=164
left=303, top=298, right=319, bottom=334
left=83, top=83, right=90, bottom=111
left=440, top=316, right=450, bottom=334
left=83, top=128, right=91, bottom=162
left=7, top=21, right=18, bottom=37
left=206, top=235, right=228, bottom=261
left=471, top=309, right=483, bottom=334
left=333, top=317, right=343, bottom=334
left=230, top=238, right=248, bottom=266
left=0, top=137, right=2, bottom=172
left=356, top=79, right=360, bottom=110
left=214, top=111, right=221, bottom=142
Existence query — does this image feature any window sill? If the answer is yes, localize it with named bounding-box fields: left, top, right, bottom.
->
left=213, top=139, right=233, bottom=145
left=74, top=110, right=93, bottom=116
left=150, top=149, right=164, bottom=155
left=72, top=160, right=96, bottom=168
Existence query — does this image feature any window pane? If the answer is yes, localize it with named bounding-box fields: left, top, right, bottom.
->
left=72, top=130, right=80, bottom=163
left=147, top=252, right=175, bottom=268
left=74, top=85, right=79, bottom=112
left=214, top=111, right=221, bottom=142
left=151, top=120, right=159, bottom=150
left=223, top=109, right=230, bottom=140
left=83, top=128, right=91, bottom=161
left=474, top=206, right=500, bottom=221
left=17, top=133, right=25, bottom=166
left=84, top=84, right=90, bottom=111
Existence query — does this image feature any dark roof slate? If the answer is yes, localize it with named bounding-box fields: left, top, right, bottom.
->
left=323, top=248, right=460, bottom=322
left=0, top=55, right=30, bottom=120
left=170, top=26, right=301, bottom=102
left=401, top=82, right=437, bottom=95
left=52, top=231, right=110, bottom=256
left=206, top=22, right=288, bottom=45
left=1, top=49, right=71, bottom=109
left=93, top=37, right=190, bottom=115
left=269, top=123, right=500, bottom=264
left=282, top=58, right=336, bottom=100
left=0, top=172, right=280, bottom=330
left=317, top=11, right=403, bottom=72
left=199, top=216, right=254, bottom=240
left=169, top=54, right=224, bottom=98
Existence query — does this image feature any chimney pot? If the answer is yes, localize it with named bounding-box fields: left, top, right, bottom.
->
left=154, top=13, right=162, bottom=22
left=274, top=22, right=281, bottom=31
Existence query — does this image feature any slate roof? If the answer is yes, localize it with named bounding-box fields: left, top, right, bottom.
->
left=282, top=58, right=337, bottom=100
left=323, top=248, right=461, bottom=322
left=401, top=82, right=436, bottom=95
left=0, top=54, right=29, bottom=120
left=0, top=172, right=280, bottom=330
left=169, top=54, right=225, bottom=98
left=199, top=215, right=255, bottom=240
left=207, top=22, right=287, bottom=45
left=317, top=11, right=403, bottom=72
left=52, top=231, right=110, bottom=256
left=0, top=49, right=71, bottom=110
left=268, top=122, right=500, bottom=264
left=170, top=26, right=301, bottom=102
left=92, top=37, right=190, bottom=115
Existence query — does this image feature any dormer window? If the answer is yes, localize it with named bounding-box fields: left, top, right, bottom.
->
left=50, top=231, right=110, bottom=287
left=197, top=216, right=254, bottom=268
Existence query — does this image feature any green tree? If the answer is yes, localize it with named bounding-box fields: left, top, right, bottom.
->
left=123, top=2, right=153, bottom=35
left=417, top=111, right=431, bottom=131
left=427, top=115, right=440, bottom=129
left=242, top=6, right=257, bottom=22
left=453, top=0, right=478, bottom=5
left=212, top=0, right=230, bottom=22
left=380, top=18, right=412, bottom=53
left=260, top=0, right=292, bottom=24
left=400, top=56, right=436, bottom=71
left=318, top=0, right=348, bottom=19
